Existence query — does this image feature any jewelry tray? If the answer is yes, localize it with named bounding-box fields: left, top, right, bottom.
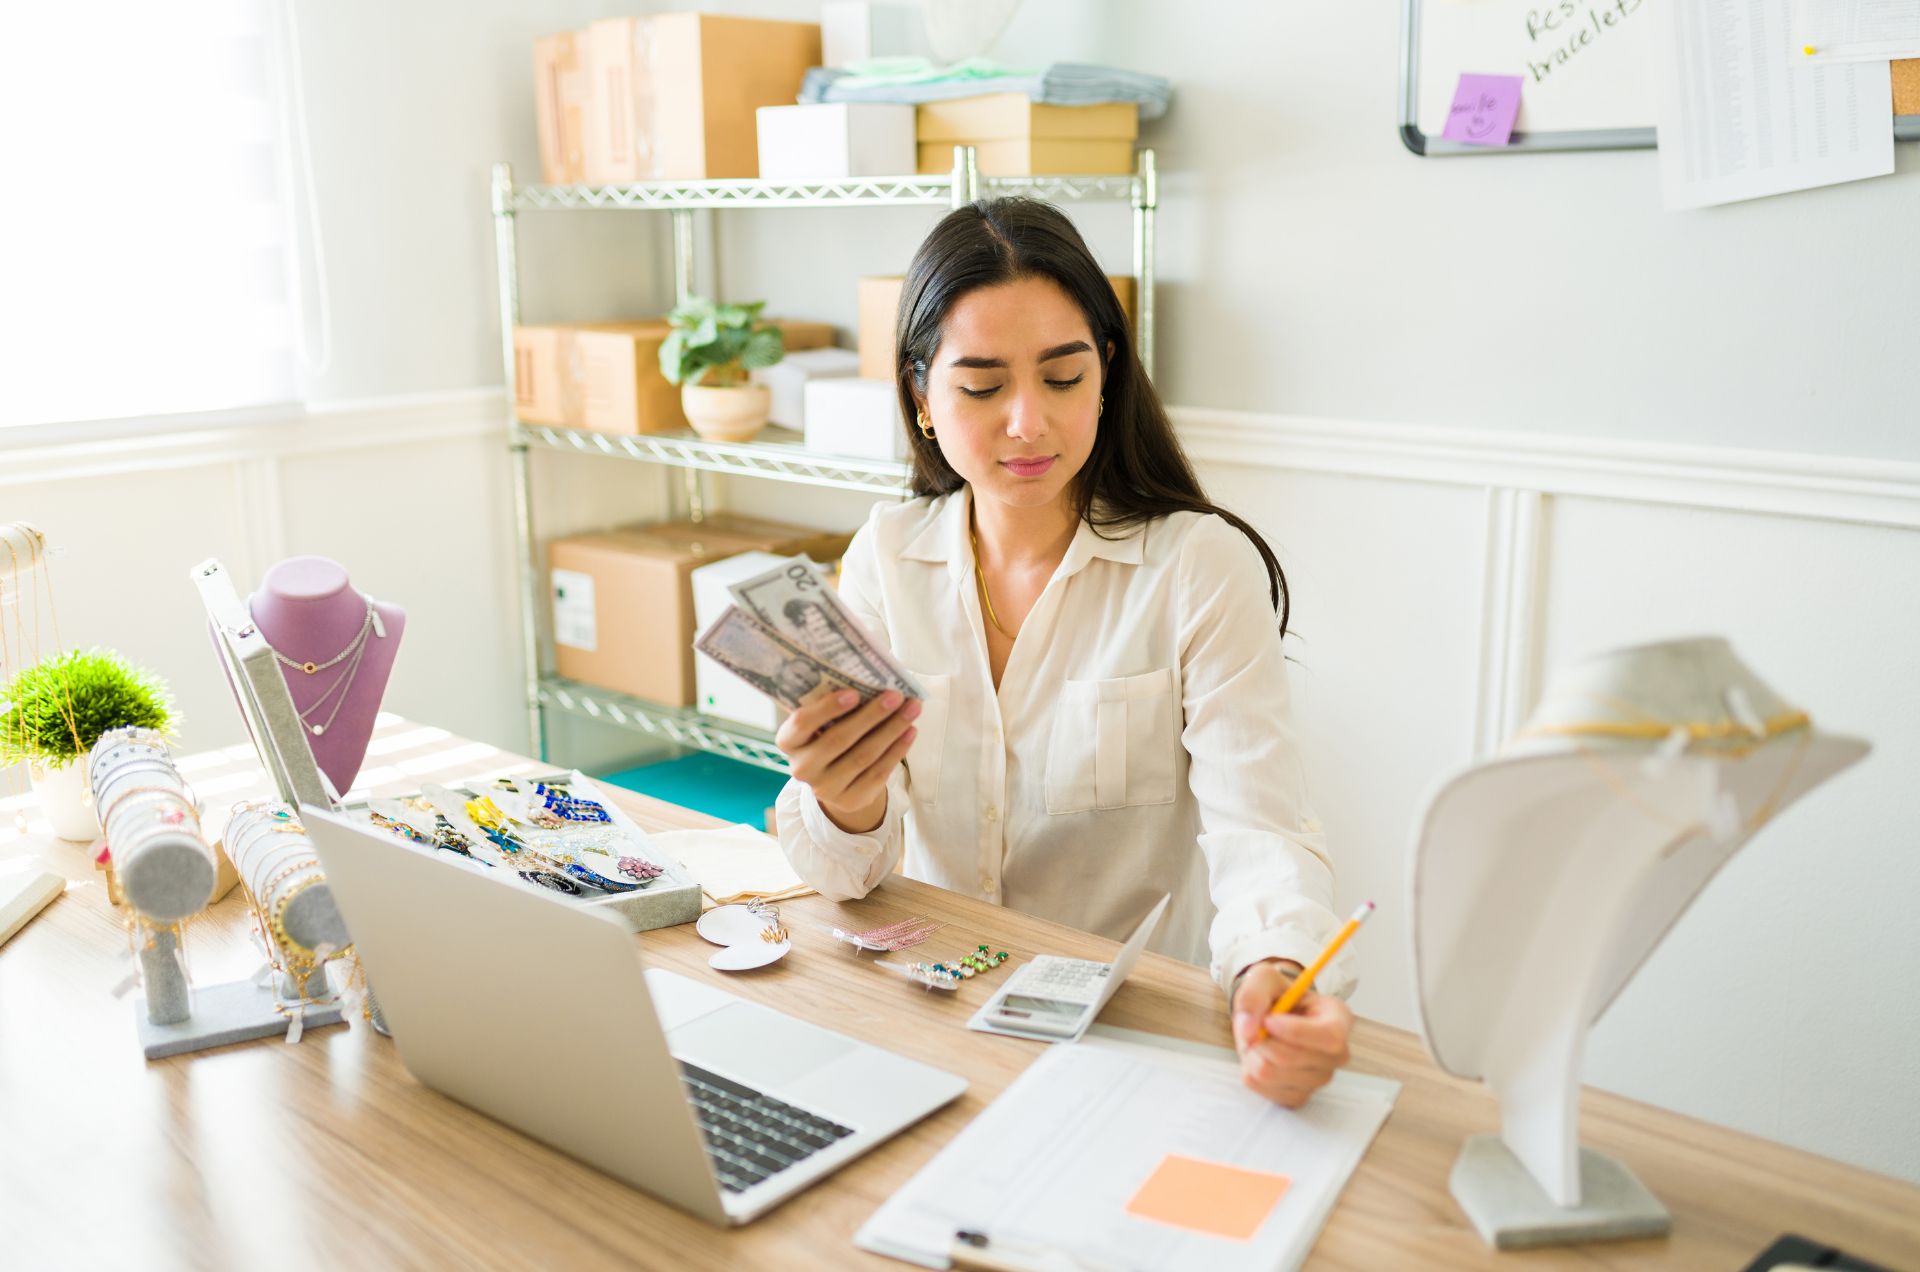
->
left=342, top=769, right=703, bottom=934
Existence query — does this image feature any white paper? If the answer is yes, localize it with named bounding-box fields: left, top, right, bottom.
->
left=1654, top=0, right=1894, bottom=208
left=550, top=569, right=597, bottom=651
left=855, top=1033, right=1399, bottom=1272
left=1794, top=0, right=1920, bottom=62
left=643, top=825, right=809, bottom=905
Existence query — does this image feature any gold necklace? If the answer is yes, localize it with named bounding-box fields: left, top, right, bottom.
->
left=968, top=524, right=1012, bottom=638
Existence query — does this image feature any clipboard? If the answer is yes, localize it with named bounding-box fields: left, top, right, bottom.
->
left=1400, top=0, right=1920, bottom=155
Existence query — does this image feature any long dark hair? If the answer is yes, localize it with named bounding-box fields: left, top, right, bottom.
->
left=894, top=197, right=1289, bottom=635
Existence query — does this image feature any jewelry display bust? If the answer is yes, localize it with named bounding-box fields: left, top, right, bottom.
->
left=248, top=557, right=405, bottom=796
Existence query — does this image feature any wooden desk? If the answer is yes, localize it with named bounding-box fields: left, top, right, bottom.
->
left=1, top=720, right=1914, bottom=1270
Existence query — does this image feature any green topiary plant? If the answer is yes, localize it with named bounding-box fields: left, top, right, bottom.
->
left=658, top=296, right=786, bottom=387
left=0, top=647, right=175, bottom=769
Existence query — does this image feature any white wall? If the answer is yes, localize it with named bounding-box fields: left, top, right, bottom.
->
left=7, top=0, right=1915, bottom=1187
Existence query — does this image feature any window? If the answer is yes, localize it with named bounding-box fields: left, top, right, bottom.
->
left=0, top=2, right=304, bottom=431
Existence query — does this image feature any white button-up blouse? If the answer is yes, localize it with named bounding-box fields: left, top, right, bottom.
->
left=774, top=488, right=1354, bottom=998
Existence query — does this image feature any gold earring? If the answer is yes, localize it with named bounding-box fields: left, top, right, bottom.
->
left=1098, top=394, right=1105, bottom=415
left=917, top=408, right=935, bottom=439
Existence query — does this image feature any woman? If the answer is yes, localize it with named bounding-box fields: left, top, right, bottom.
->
left=773, top=198, right=1353, bottom=1107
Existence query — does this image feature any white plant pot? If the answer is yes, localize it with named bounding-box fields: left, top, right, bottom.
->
left=682, top=383, right=772, bottom=444
left=30, top=756, right=99, bottom=842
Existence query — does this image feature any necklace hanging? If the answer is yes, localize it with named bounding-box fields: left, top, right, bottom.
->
left=969, top=524, right=1013, bottom=638
left=294, top=633, right=370, bottom=737
left=269, top=597, right=382, bottom=676
left=265, top=596, right=384, bottom=736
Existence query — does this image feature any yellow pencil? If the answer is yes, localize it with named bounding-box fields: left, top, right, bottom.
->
left=1257, top=901, right=1374, bottom=1040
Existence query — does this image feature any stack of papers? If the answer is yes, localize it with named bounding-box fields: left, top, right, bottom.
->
left=644, top=825, right=813, bottom=909
left=857, top=1028, right=1399, bottom=1272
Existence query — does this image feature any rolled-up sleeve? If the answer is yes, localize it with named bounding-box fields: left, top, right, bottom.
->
left=774, top=511, right=908, bottom=901
left=1176, top=516, right=1356, bottom=1000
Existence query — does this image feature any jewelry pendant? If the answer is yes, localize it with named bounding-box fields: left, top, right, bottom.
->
left=310, top=724, right=325, bottom=736
left=302, top=661, right=318, bottom=674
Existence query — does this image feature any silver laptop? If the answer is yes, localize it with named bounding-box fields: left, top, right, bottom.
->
left=301, top=805, right=967, bottom=1226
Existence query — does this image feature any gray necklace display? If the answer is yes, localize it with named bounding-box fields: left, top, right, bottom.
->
left=247, top=556, right=405, bottom=797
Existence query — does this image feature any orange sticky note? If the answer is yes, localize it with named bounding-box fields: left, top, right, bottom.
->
left=1123, top=1153, right=1292, bottom=1241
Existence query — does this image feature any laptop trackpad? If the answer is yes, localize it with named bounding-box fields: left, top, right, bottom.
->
left=669, top=1002, right=857, bottom=1091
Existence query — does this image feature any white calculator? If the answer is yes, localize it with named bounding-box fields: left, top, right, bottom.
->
left=968, top=895, right=1170, bottom=1044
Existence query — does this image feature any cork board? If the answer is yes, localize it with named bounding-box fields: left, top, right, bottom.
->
left=1895, top=59, right=1920, bottom=116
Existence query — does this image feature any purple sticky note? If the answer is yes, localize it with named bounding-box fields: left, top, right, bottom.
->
left=1442, top=74, right=1523, bottom=146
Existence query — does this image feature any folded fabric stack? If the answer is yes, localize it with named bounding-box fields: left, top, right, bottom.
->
left=800, top=57, right=1172, bottom=120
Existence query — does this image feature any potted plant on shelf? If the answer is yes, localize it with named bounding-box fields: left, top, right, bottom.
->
left=0, top=647, right=175, bottom=841
left=659, top=296, right=786, bottom=443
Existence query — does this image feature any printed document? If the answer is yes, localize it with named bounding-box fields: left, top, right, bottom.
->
left=1794, top=0, right=1920, bottom=63
left=1654, top=0, right=1894, bottom=208
left=855, top=1028, right=1399, bottom=1272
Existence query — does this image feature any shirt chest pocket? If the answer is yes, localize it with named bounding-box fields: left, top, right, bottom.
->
left=1043, top=667, right=1178, bottom=814
left=901, top=672, right=952, bottom=805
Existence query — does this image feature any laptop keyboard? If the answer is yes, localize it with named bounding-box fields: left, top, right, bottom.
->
left=678, top=1060, right=856, bottom=1194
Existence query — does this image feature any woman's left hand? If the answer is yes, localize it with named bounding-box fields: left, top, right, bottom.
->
left=1230, top=959, right=1353, bottom=1108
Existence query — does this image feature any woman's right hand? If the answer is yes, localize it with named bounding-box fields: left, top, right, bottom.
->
left=775, top=688, right=921, bottom=834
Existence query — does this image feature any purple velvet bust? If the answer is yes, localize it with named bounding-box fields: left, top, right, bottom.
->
left=247, top=556, right=405, bottom=797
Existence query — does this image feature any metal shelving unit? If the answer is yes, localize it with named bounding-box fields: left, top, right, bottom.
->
left=515, top=422, right=913, bottom=496
left=493, top=145, right=1159, bottom=770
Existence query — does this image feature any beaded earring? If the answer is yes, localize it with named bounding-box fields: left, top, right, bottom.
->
left=890, top=944, right=1011, bottom=990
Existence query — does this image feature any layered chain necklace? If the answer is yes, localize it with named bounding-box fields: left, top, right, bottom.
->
left=269, top=598, right=383, bottom=737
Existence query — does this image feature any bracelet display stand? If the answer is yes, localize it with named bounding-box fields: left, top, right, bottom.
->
left=225, top=800, right=352, bottom=1040
left=191, top=560, right=383, bottom=1035
left=1410, top=638, right=1869, bottom=1249
left=91, top=728, right=333, bottom=1059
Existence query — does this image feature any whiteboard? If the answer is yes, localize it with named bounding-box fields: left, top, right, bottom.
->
left=1400, top=0, right=1920, bottom=155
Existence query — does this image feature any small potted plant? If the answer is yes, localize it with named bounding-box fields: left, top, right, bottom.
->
left=0, top=648, right=175, bottom=841
left=659, top=296, right=786, bottom=443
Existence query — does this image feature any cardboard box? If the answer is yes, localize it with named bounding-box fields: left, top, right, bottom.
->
left=856, top=275, right=1136, bottom=380
left=821, top=1, right=924, bottom=68
left=752, top=347, right=861, bottom=430
left=571, top=322, right=683, bottom=435
left=584, top=14, right=821, bottom=183
left=515, top=320, right=836, bottom=435
left=551, top=517, right=854, bottom=707
left=915, top=94, right=1139, bottom=176
left=917, top=139, right=1135, bottom=177
left=512, top=325, right=568, bottom=425
left=533, top=31, right=588, bottom=184
left=669, top=512, right=854, bottom=569
left=916, top=94, right=1140, bottom=143
left=692, top=551, right=791, bottom=733
left=756, top=103, right=916, bottom=180
left=804, top=378, right=909, bottom=463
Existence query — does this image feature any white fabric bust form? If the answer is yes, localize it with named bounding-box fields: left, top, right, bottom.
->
left=1411, top=636, right=1868, bottom=1210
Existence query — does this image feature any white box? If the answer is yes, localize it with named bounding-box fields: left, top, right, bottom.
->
left=804, top=378, right=910, bottom=462
left=756, top=103, right=916, bottom=180
left=751, top=347, right=862, bottom=431
left=821, top=1, right=925, bottom=68
left=692, top=551, right=791, bottom=733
